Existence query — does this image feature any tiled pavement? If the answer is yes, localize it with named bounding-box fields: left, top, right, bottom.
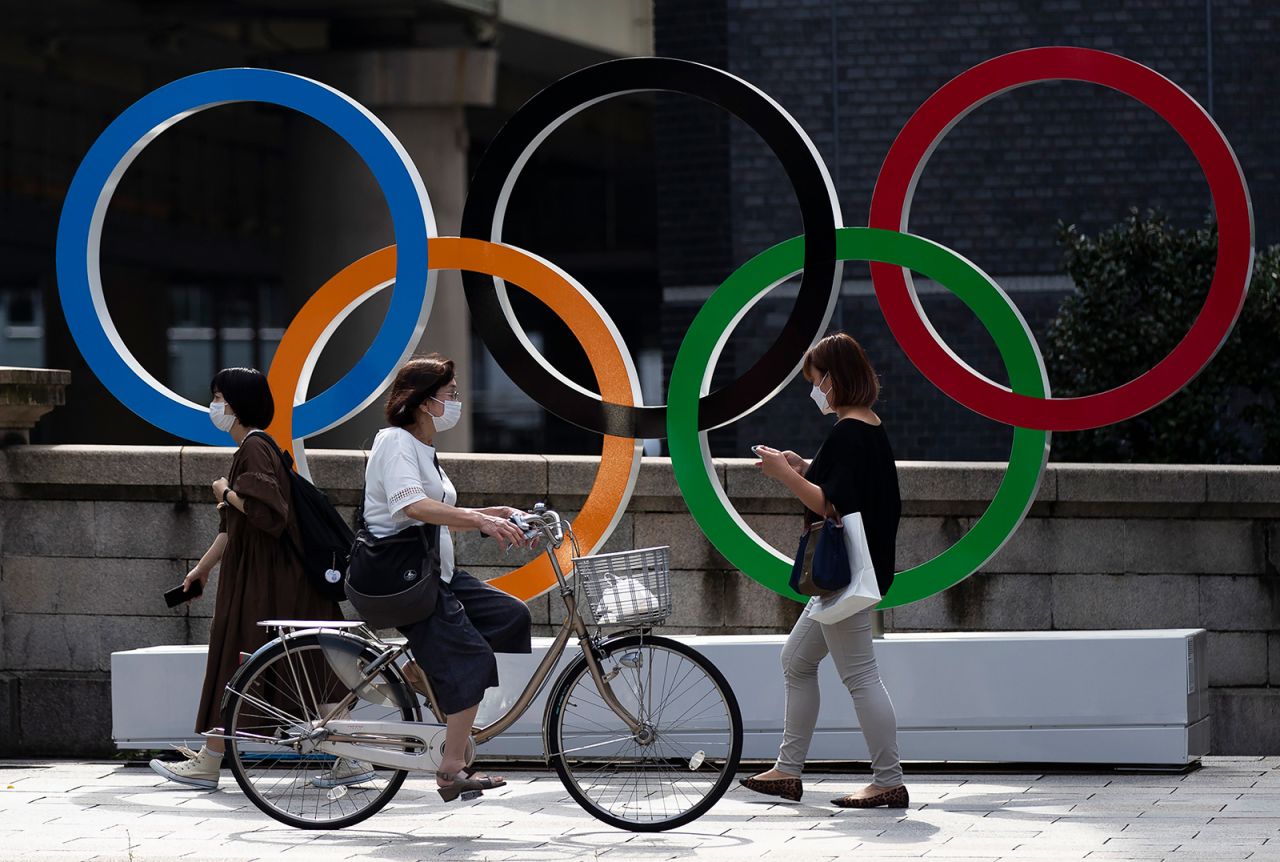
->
left=2, top=757, right=1278, bottom=861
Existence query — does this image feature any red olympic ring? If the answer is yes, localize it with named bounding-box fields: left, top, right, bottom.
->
left=869, top=46, right=1254, bottom=432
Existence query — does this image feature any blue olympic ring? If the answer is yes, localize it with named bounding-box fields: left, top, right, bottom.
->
left=55, top=68, right=437, bottom=444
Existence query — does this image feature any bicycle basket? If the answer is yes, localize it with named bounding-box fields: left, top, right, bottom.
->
left=571, top=546, right=672, bottom=626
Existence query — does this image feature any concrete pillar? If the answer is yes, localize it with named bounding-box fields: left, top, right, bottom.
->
left=281, top=49, right=497, bottom=453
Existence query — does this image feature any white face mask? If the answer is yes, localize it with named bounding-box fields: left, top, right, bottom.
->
left=209, top=400, right=236, bottom=432
left=430, top=397, right=462, bottom=433
left=809, top=373, right=834, bottom=416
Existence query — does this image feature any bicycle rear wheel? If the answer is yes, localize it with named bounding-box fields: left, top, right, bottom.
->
left=546, top=633, right=742, bottom=831
left=222, top=631, right=418, bottom=830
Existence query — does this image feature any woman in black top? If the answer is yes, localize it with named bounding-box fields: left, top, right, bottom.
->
left=739, top=332, right=908, bottom=809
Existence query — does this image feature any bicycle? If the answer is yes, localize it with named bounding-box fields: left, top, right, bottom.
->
left=215, top=504, right=743, bottom=832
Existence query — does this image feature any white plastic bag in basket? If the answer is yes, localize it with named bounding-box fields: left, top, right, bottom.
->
left=594, top=577, right=661, bottom=623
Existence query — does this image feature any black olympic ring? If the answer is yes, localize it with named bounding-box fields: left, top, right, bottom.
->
left=460, top=56, right=843, bottom=439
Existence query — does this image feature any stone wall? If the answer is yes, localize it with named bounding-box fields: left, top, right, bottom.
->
left=2, top=446, right=1277, bottom=756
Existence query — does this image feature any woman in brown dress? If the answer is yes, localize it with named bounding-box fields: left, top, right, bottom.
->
left=150, top=367, right=342, bottom=789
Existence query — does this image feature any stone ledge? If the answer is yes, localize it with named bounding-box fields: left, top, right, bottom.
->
left=3, top=447, right=1279, bottom=511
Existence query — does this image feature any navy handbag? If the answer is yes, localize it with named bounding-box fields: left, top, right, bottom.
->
left=789, top=515, right=853, bottom=597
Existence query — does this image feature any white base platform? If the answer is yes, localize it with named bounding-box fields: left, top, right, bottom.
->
left=112, top=629, right=1209, bottom=766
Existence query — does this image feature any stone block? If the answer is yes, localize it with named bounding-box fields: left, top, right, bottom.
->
left=2, top=613, right=189, bottom=672
left=738, top=511, right=801, bottom=559
left=666, top=570, right=728, bottom=629
left=545, top=454, right=603, bottom=499
left=886, top=573, right=1051, bottom=631
left=634, top=513, right=726, bottom=571
left=14, top=673, right=114, bottom=757
left=4, top=445, right=181, bottom=490
left=984, top=518, right=1124, bottom=574
left=897, top=516, right=969, bottom=570
left=439, top=453, right=546, bottom=498
left=1, top=556, right=187, bottom=616
left=634, top=457, right=682, bottom=499
left=1211, top=689, right=1280, bottom=755
left=0, top=673, right=14, bottom=740
left=900, top=461, right=1054, bottom=503
left=305, top=443, right=368, bottom=491
left=1199, top=576, right=1280, bottom=631
left=93, top=501, right=221, bottom=559
left=1206, top=632, right=1269, bottom=687
left=722, top=573, right=803, bottom=631
left=1206, top=466, right=1280, bottom=504
left=189, top=615, right=212, bottom=644
left=1, top=500, right=96, bottom=557
left=723, top=458, right=794, bottom=509
left=1125, top=520, right=1260, bottom=575
left=524, top=591, right=553, bottom=627
left=1051, top=574, right=1200, bottom=630
left=1056, top=464, right=1206, bottom=504
left=178, top=445, right=239, bottom=497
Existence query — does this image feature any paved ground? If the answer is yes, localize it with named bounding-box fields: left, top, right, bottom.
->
left=2, top=757, right=1278, bottom=861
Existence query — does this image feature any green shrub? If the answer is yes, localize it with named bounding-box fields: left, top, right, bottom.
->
left=1046, top=209, right=1280, bottom=463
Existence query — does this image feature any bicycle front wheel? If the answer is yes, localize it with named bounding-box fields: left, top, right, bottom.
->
left=222, top=632, right=417, bottom=830
left=546, top=633, right=742, bottom=831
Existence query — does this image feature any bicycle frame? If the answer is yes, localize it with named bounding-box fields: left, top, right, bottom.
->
left=222, top=509, right=645, bottom=770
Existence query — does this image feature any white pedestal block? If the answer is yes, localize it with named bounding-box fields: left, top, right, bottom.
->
left=113, top=629, right=1208, bottom=766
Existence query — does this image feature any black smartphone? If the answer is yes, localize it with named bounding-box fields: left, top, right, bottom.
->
left=163, top=579, right=203, bottom=608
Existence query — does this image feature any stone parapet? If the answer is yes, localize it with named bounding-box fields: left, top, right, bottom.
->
left=1, top=446, right=1277, bottom=755
left=0, top=368, right=71, bottom=445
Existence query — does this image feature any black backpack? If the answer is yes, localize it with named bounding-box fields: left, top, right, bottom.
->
left=251, top=431, right=353, bottom=602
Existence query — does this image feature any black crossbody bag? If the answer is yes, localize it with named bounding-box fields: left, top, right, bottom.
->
left=344, top=451, right=447, bottom=629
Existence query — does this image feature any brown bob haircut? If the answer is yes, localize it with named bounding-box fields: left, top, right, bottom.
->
left=801, top=332, right=880, bottom=409
left=384, top=353, right=455, bottom=427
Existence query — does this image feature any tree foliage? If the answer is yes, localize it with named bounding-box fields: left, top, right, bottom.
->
left=1046, top=210, right=1280, bottom=463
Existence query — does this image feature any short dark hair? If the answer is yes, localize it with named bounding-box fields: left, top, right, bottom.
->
left=210, top=367, right=274, bottom=430
left=801, top=332, right=879, bottom=409
left=385, top=354, right=455, bottom=427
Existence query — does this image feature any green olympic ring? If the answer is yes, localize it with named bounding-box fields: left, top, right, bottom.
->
left=667, top=227, right=1050, bottom=608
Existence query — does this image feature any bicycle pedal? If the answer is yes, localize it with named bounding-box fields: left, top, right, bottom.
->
left=460, top=789, right=483, bottom=801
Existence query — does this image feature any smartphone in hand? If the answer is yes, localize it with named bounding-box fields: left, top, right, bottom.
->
left=163, top=580, right=203, bottom=608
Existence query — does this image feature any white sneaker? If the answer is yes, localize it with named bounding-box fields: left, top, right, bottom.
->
left=311, top=758, right=376, bottom=788
left=149, top=745, right=221, bottom=789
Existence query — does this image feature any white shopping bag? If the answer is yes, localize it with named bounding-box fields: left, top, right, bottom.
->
left=595, top=577, right=661, bottom=623
left=807, top=511, right=881, bottom=624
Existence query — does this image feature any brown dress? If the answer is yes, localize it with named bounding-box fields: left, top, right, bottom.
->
left=194, top=432, right=343, bottom=733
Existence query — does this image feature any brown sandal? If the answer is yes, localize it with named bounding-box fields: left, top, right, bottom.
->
left=831, top=784, right=909, bottom=809
left=435, top=769, right=505, bottom=803
left=738, top=774, right=803, bottom=802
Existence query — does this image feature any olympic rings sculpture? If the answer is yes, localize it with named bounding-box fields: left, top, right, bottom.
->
left=55, top=47, right=1253, bottom=607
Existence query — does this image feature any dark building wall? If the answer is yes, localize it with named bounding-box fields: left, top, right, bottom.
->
left=655, top=0, right=1280, bottom=461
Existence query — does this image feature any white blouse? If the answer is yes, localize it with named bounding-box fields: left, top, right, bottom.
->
left=363, top=426, right=458, bottom=583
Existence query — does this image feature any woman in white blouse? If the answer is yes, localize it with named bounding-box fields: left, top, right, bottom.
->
left=364, top=353, right=532, bottom=802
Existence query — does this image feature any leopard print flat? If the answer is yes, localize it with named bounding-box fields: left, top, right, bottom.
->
left=831, top=784, right=910, bottom=809
left=739, top=774, right=803, bottom=802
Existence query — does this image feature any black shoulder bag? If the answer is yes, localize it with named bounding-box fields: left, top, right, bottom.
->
left=344, top=450, right=447, bottom=629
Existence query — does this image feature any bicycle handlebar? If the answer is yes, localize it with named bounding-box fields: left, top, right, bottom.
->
left=511, top=504, right=568, bottom=549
